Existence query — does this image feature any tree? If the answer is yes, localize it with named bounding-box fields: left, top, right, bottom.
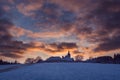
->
left=25, top=56, right=43, bottom=64
left=34, top=56, right=43, bottom=63
left=75, top=55, right=83, bottom=62
left=114, top=54, right=120, bottom=63
left=25, top=58, right=35, bottom=64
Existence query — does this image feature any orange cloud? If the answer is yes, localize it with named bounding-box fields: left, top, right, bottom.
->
left=9, top=26, right=70, bottom=38
left=17, top=2, right=43, bottom=16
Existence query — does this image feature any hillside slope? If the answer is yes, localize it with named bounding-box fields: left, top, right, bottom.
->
left=0, top=63, right=120, bottom=80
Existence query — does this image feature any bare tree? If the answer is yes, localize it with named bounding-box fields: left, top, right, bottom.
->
left=75, top=55, right=83, bottom=62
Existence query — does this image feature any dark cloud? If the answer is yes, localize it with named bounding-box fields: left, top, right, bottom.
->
left=0, top=41, right=24, bottom=58
left=94, top=36, right=120, bottom=52
left=0, top=18, right=34, bottom=59
left=0, top=18, right=13, bottom=41
left=35, top=0, right=120, bottom=53
left=0, top=8, right=4, bottom=16
left=44, top=42, right=78, bottom=53
left=93, top=0, right=120, bottom=30
left=90, top=0, right=120, bottom=52
left=0, top=3, right=8, bottom=18
left=35, top=2, right=77, bottom=30
left=75, top=26, right=93, bottom=35
left=51, top=42, right=78, bottom=49
left=0, top=53, right=23, bottom=58
left=58, top=42, right=78, bottom=49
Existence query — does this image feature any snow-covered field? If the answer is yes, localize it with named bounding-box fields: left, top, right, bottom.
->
left=0, top=65, right=18, bottom=70
left=0, top=63, right=120, bottom=80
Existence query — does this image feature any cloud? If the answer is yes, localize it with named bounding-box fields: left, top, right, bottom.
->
left=33, top=42, right=78, bottom=53
left=9, top=26, right=68, bottom=38
left=2, top=5, right=11, bottom=12
left=17, top=3, right=42, bottom=16
left=0, top=18, right=13, bottom=41
left=48, top=42, right=78, bottom=50
left=8, top=0, right=15, bottom=4
left=0, top=0, right=120, bottom=62
left=0, top=5, right=6, bottom=17
left=50, top=0, right=98, bottom=13
left=25, top=42, right=79, bottom=55
left=94, top=36, right=120, bottom=52
left=0, top=18, right=39, bottom=59
left=15, top=0, right=120, bottom=52
left=0, top=18, right=79, bottom=59
left=0, top=53, right=23, bottom=58
left=16, top=0, right=44, bottom=16
left=0, top=18, right=22, bottom=58
left=88, top=0, right=120, bottom=52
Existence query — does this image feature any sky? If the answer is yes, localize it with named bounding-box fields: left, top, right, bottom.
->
left=0, top=0, right=120, bottom=63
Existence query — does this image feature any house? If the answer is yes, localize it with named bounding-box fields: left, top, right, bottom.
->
left=46, top=56, right=62, bottom=62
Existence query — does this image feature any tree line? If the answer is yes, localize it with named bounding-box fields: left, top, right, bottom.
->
left=0, top=59, right=18, bottom=65
left=0, top=53, right=120, bottom=64
left=85, top=54, right=120, bottom=64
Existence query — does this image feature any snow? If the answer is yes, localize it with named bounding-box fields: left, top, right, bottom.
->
left=0, top=63, right=120, bottom=80
left=0, top=64, right=20, bottom=69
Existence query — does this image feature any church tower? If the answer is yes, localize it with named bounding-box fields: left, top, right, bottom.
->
left=64, top=51, right=71, bottom=58
left=62, top=51, right=74, bottom=62
left=67, top=51, right=71, bottom=58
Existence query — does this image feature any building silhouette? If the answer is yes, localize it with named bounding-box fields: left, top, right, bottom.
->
left=46, top=51, right=74, bottom=62
left=62, top=51, right=74, bottom=62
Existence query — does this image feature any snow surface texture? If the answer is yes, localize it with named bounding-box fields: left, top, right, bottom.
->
left=0, top=63, right=120, bottom=80
left=0, top=65, right=18, bottom=70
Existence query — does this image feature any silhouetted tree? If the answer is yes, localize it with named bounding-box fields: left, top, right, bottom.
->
left=75, top=55, right=83, bottom=62
left=0, top=59, right=18, bottom=65
left=114, top=54, right=120, bottom=64
left=34, top=56, right=43, bottom=63
left=85, top=56, right=113, bottom=63
left=25, top=56, right=43, bottom=64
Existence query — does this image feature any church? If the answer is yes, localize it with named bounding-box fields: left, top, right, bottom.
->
left=46, top=51, right=74, bottom=62
left=62, top=51, right=74, bottom=62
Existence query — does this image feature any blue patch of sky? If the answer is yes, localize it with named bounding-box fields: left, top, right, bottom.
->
left=59, top=10, right=77, bottom=24
left=12, top=11, right=41, bottom=32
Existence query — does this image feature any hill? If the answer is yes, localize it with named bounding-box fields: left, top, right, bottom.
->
left=0, top=63, right=120, bottom=80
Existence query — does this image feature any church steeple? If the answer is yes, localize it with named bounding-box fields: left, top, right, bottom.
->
left=62, top=51, right=74, bottom=62
left=67, top=51, right=71, bottom=58
left=68, top=51, right=70, bottom=54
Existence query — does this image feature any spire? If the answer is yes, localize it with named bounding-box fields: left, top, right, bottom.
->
left=67, top=51, right=70, bottom=57
left=68, top=50, right=70, bottom=54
